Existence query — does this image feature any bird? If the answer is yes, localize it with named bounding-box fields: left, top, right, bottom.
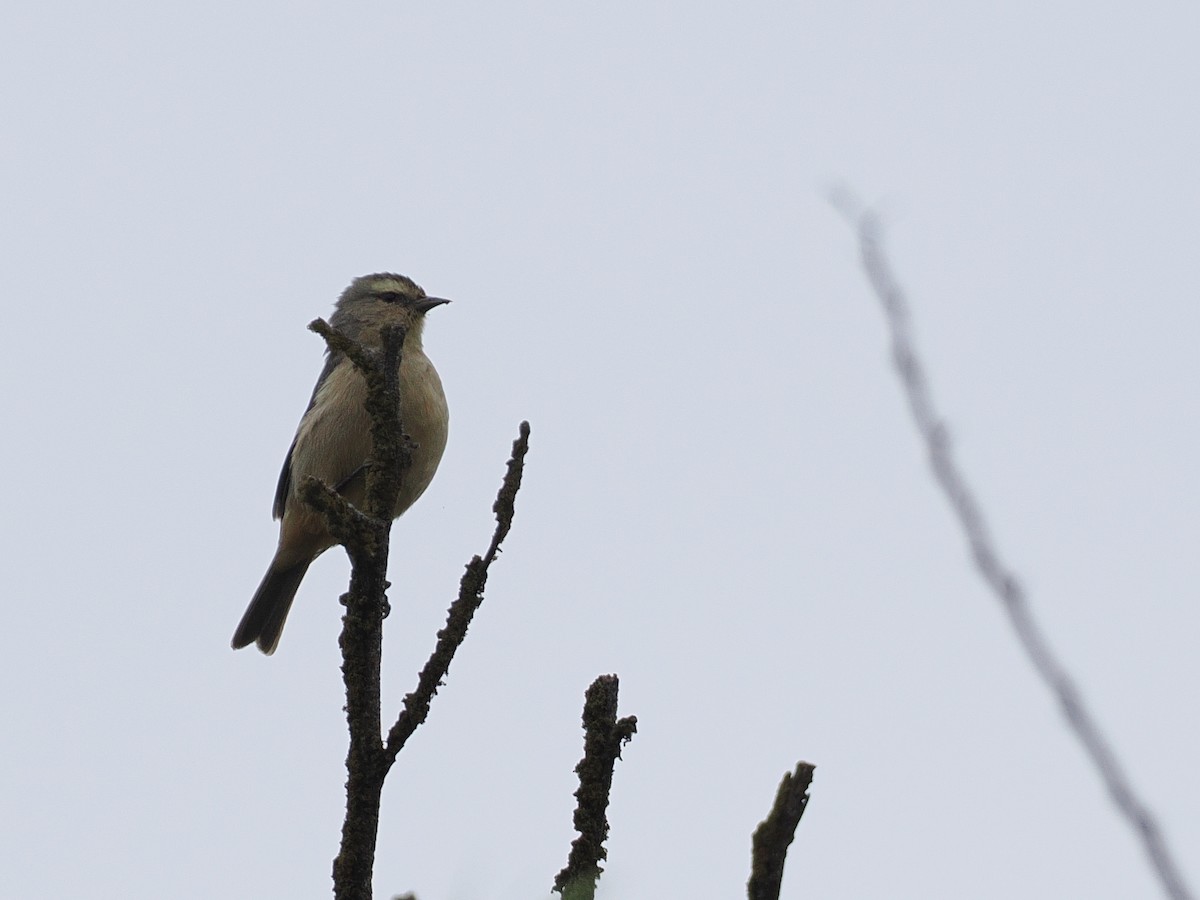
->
left=232, top=273, right=450, bottom=654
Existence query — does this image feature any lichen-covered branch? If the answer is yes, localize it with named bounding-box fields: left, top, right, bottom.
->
left=383, top=421, right=532, bottom=763
left=307, top=319, right=408, bottom=900
left=298, top=475, right=376, bottom=552
left=305, top=316, right=530, bottom=900
left=309, top=318, right=414, bottom=525
left=554, top=675, right=638, bottom=900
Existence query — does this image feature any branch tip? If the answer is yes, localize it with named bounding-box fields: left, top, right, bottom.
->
left=748, top=762, right=815, bottom=900
left=554, top=674, right=637, bottom=900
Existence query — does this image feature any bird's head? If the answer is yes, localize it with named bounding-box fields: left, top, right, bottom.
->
left=333, top=272, right=450, bottom=344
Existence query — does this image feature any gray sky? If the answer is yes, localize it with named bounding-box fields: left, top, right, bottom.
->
left=2, top=3, right=1198, bottom=898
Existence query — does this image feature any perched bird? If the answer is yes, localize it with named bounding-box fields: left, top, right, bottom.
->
left=232, top=273, right=450, bottom=654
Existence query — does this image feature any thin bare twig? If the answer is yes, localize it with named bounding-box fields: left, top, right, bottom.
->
left=384, top=421, right=532, bottom=763
left=835, top=193, right=1194, bottom=900
left=748, top=762, right=815, bottom=900
left=554, top=675, right=638, bottom=900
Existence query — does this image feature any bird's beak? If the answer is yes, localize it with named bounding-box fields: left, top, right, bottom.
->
left=414, top=297, right=451, bottom=314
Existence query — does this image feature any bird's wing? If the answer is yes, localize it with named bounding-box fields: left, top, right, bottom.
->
left=273, top=350, right=342, bottom=520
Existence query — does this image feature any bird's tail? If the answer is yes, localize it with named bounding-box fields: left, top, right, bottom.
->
left=231, top=558, right=312, bottom=655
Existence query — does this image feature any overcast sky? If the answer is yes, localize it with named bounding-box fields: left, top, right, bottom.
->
left=2, top=3, right=1198, bottom=898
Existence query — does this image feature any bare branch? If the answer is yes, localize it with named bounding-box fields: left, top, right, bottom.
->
left=383, top=422, right=532, bottom=763
left=748, top=762, right=815, bottom=900
left=315, top=321, right=409, bottom=900
left=310, top=318, right=414, bottom=525
left=310, top=317, right=375, bottom=369
left=554, top=674, right=638, bottom=900
left=296, top=315, right=530, bottom=900
left=298, top=475, right=377, bottom=552
left=836, top=193, right=1194, bottom=900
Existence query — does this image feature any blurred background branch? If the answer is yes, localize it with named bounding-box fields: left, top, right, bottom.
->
left=835, top=192, right=1194, bottom=900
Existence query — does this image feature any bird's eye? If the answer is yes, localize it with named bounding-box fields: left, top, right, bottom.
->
left=376, top=291, right=404, bottom=303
